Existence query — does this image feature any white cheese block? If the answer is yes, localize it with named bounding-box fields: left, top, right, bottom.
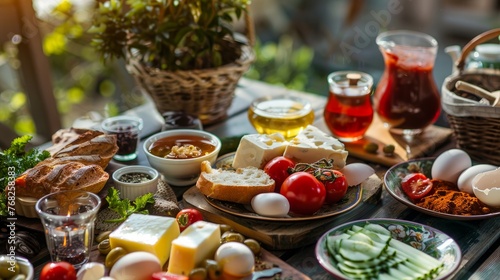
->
left=109, top=214, right=180, bottom=266
left=167, top=221, right=221, bottom=276
left=232, top=133, right=288, bottom=169
left=283, top=125, right=348, bottom=169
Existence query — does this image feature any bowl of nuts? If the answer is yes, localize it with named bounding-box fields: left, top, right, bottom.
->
left=143, top=129, right=221, bottom=187
left=112, top=165, right=159, bottom=200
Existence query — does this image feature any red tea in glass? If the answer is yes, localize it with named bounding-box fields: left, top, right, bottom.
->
left=374, top=31, right=441, bottom=135
left=324, top=72, right=374, bottom=142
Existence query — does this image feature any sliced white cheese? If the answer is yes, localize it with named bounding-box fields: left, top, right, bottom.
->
left=284, top=125, right=348, bottom=169
left=232, top=133, right=288, bottom=169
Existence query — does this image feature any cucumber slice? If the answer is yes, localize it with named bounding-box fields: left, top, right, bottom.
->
left=339, top=239, right=387, bottom=261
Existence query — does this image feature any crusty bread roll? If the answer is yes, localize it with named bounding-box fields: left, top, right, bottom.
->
left=196, top=161, right=275, bottom=204
left=15, top=161, right=108, bottom=199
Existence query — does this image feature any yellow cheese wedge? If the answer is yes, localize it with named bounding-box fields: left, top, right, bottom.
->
left=109, top=213, right=180, bottom=266
left=167, top=221, right=221, bottom=275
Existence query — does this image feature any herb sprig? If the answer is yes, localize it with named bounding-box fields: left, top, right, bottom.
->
left=105, top=187, right=155, bottom=223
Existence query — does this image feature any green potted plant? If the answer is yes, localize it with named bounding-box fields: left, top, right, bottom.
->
left=90, top=0, right=254, bottom=124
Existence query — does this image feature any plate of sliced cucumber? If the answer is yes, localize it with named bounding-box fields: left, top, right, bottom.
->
left=315, top=218, right=461, bottom=280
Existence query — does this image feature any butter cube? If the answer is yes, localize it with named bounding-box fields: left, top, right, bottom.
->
left=167, top=221, right=221, bottom=275
left=232, top=133, right=288, bottom=169
left=109, top=214, right=180, bottom=266
left=284, top=125, right=348, bottom=169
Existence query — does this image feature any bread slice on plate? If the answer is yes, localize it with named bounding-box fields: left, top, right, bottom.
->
left=196, top=161, right=275, bottom=204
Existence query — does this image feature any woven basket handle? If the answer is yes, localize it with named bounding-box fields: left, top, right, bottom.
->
left=244, top=9, right=255, bottom=47
left=456, top=28, right=500, bottom=72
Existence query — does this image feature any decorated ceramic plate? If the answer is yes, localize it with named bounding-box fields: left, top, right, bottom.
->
left=315, top=218, right=462, bottom=280
left=384, top=158, right=500, bottom=220
left=205, top=153, right=363, bottom=222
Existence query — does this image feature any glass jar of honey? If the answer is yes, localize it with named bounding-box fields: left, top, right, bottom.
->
left=248, top=95, right=314, bottom=139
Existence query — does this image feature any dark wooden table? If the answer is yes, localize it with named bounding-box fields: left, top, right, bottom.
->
left=13, top=78, right=500, bottom=279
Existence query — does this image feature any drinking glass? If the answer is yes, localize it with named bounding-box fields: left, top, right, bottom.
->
left=374, top=30, right=441, bottom=136
left=36, top=190, right=101, bottom=269
left=323, top=71, right=374, bottom=142
left=101, top=115, right=143, bottom=161
left=248, top=95, right=315, bottom=139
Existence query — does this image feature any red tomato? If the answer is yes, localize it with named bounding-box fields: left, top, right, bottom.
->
left=318, top=169, right=348, bottom=204
left=40, top=262, right=76, bottom=280
left=401, top=173, right=433, bottom=202
left=176, top=208, right=203, bottom=231
left=280, top=172, right=326, bottom=215
left=264, top=156, right=295, bottom=192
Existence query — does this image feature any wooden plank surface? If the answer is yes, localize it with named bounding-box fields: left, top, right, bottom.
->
left=181, top=174, right=382, bottom=250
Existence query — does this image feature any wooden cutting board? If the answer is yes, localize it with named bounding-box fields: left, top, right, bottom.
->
left=181, top=174, right=382, bottom=250
left=314, top=115, right=453, bottom=167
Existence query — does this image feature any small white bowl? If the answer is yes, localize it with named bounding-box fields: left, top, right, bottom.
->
left=471, top=168, right=500, bottom=208
left=0, top=255, right=34, bottom=280
left=112, top=165, right=159, bottom=200
left=15, top=196, right=38, bottom=218
left=143, top=129, right=221, bottom=186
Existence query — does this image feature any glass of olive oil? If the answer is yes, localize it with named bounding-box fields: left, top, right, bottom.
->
left=248, top=95, right=315, bottom=139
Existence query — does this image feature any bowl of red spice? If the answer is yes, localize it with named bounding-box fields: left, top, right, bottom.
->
left=112, top=165, right=159, bottom=200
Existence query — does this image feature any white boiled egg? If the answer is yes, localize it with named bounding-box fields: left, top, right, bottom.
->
left=340, top=163, right=375, bottom=186
left=215, top=242, right=255, bottom=278
left=431, top=149, right=471, bottom=184
left=251, top=193, right=290, bottom=217
left=457, top=164, right=497, bottom=194
left=109, top=252, right=162, bottom=280
left=77, top=262, right=105, bottom=280
left=472, top=168, right=500, bottom=208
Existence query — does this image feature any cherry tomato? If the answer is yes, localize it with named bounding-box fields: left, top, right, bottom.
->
left=401, top=173, right=433, bottom=202
left=318, top=169, right=348, bottom=204
left=264, top=156, right=295, bottom=192
left=40, top=262, right=76, bottom=280
left=280, top=172, right=326, bottom=215
left=176, top=208, right=203, bottom=231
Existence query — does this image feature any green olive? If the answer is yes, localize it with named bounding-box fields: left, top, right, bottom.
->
left=105, top=247, right=128, bottom=268
left=98, top=239, right=112, bottom=255
left=11, top=274, right=27, bottom=280
left=221, top=232, right=245, bottom=243
left=189, top=267, right=207, bottom=280
left=219, top=224, right=232, bottom=235
left=243, top=238, right=261, bottom=255
left=383, top=144, right=395, bottom=156
left=0, top=257, right=20, bottom=279
left=96, top=231, right=112, bottom=243
left=205, top=259, right=221, bottom=280
left=363, top=142, right=379, bottom=154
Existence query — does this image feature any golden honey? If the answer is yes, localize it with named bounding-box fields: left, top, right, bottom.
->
left=248, top=95, right=314, bottom=139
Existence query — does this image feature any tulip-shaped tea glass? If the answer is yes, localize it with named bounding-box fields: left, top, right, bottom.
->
left=374, top=30, right=441, bottom=136
left=36, top=190, right=101, bottom=269
left=323, top=71, right=374, bottom=142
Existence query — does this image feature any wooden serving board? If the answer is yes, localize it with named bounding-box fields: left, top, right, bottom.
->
left=314, top=115, right=453, bottom=167
left=181, top=174, right=382, bottom=250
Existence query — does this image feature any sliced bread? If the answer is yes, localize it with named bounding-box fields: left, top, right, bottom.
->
left=196, top=161, right=275, bottom=204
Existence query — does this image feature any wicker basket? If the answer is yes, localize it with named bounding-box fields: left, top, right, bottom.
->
left=126, top=13, right=256, bottom=125
left=441, top=28, right=500, bottom=165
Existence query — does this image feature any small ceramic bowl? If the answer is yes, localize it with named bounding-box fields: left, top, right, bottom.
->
left=0, top=255, right=34, bottom=280
left=143, top=129, right=221, bottom=186
left=471, top=168, right=500, bottom=208
left=112, top=165, right=159, bottom=200
left=14, top=196, right=38, bottom=218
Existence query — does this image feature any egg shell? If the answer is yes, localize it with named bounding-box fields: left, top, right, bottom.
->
left=215, top=242, right=255, bottom=277
left=77, top=262, right=105, bottom=280
left=457, top=164, right=497, bottom=194
left=251, top=193, right=290, bottom=217
left=109, top=252, right=162, bottom=280
left=340, top=163, right=375, bottom=186
left=431, top=149, right=471, bottom=184
left=472, top=168, right=500, bottom=208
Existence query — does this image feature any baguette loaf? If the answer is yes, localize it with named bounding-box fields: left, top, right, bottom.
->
left=196, top=161, right=275, bottom=204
